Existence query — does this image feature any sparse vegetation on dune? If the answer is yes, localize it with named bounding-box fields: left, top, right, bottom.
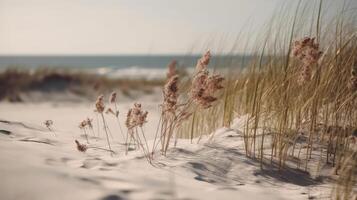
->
left=151, top=50, right=224, bottom=156
left=174, top=1, right=356, bottom=198
left=2, top=1, right=356, bottom=199
left=0, top=68, right=164, bottom=102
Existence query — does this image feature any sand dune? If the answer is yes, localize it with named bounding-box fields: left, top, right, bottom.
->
left=0, top=102, right=333, bottom=200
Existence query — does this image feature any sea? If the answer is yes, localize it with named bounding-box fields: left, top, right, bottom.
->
left=0, top=55, right=252, bottom=79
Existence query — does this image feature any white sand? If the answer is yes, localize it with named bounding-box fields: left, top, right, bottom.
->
left=0, top=100, right=332, bottom=200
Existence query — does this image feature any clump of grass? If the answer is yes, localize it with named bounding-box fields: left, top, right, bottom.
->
left=196, top=1, right=357, bottom=198
left=125, top=103, right=151, bottom=161
left=166, top=1, right=356, bottom=198
left=152, top=50, right=224, bottom=156
left=153, top=62, right=191, bottom=155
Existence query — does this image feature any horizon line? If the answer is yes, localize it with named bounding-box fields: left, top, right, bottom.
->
left=0, top=53, right=259, bottom=57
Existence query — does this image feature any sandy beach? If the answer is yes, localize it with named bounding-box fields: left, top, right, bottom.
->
left=0, top=98, right=333, bottom=200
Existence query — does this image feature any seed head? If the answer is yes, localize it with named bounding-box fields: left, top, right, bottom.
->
left=44, top=120, right=53, bottom=128
left=125, top=109, right=132, bottom=128
left=125, top=103, right=148, bottom=129
left=163, top=75, right=179, bottom=113
left=206, top=74, right=224, bottom=94
left=190, top=51, right=224, bottom=108
left=292, top=37, right=322, bottom=66
left=79, top=120, right=87, bottom=129
left=75, top=140, right=87, bottom=152
left=95, top=95, right=105, bottom=113
left=109, top=92, right=117, bottom=104
left=196, top=50, right=211, bottom=71
left=292, top=37, right=323, bottom=85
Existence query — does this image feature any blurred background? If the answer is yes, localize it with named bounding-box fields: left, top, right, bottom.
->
left=0, top=0, right=356, bottom=102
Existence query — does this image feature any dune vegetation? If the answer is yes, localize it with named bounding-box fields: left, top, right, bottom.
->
left=0, top=1, right=356, bottom=199
left=169, top=1, right=356, bottom=199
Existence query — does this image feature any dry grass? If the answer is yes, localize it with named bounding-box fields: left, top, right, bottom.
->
left=174, top=1, right=357, bottom=198
left=333, top=147, right=357, bottom=200
left=230, top=1, right=357, bottom=171
left=250, top=2, right=355, bottom=199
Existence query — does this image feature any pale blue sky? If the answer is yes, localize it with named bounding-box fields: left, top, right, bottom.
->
left=0, top=0, right=355, bottom=55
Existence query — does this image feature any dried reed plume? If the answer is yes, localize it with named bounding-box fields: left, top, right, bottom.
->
left=44, top=120, right=54, bottom=132
left=79, top=120, right=87, bottom=129
left=162, top=75, right=179, bottom=114
left=75, top=140, right=87, bottom=152
left=292, top=37, right=322, bottom=84
left=190, top=50, right=224, bottom=108
left=95, top=94, right=113, bottom=154
left=125, top=103, right=148, bottom=129
left=109, top=91, right=117, bottom=104
left=95, top=95, right=105, bottom=113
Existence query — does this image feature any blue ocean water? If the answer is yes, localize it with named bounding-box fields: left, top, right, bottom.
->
left=0, top=55, right=251, bottom=69
left=0, top=55, right=254, bottom=79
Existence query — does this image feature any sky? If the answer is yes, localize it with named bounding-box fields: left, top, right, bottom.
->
left=0, top=0, right=355, bottom=55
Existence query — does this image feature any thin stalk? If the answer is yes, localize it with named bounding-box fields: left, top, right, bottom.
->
left=100, top=113, right=113, bottom=155
left=151, top=115, right=162, bottom=156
